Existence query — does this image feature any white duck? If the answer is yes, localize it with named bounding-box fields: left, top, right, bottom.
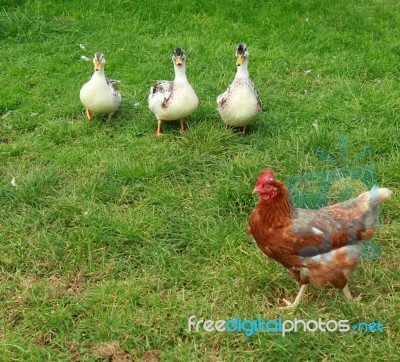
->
left=80, top=52, right=121, bottom=120
left=217, top=43, right=262, bottom=135
left=148, top=48, right=199, bottom=136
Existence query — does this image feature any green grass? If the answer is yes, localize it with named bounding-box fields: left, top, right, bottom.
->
left=1, top=0, right=399, bottom=360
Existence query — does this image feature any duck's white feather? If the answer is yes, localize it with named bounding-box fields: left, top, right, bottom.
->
left=217, top=79, right=261, bottom=127
left=217, top=44, right=261, bottom=127
left=80, top=73, right=121, bottom=115
left=80, top=52, right=121, bottom=117
left=148, top=51, right=198, bottom=122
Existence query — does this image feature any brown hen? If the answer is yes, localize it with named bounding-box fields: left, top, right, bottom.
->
left=247, top=170, right=392, bottom=308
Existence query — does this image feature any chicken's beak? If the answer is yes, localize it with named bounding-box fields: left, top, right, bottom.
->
left=252, top=186, right=262, bottom=194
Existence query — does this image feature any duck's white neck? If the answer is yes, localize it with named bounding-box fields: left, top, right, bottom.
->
left=174, top=64, right=187, bottom=81
left=235, top=61, right=249, bottom=78
left=92, top=69, right=106, bottom=80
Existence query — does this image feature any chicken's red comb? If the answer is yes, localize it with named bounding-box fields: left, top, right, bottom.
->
left=259, top=169, right=274, bottom=181
left=255, top=169, right=274, bottom=188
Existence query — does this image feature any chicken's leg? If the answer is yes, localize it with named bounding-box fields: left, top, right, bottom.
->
left=107, top=112, right=114, bottom=121
left=343, top=284, right=362, bottom=302
left=280, top=284, right=308, bottom=309
left=156, top=119, right=162, bottom=136
left=242, top=125, right=247, bottom=135
left=85, top=108, right=93, bottom=121
left=180, top=119, right=185, bottom=132
left=225, top=123, right=229, bottom=130
left=343, top=284, right=352, bottom=300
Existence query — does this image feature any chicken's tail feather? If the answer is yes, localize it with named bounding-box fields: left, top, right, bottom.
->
left=328, top=186, right=392, bottom=227
left=377, top=187, right=392, bottom=204
left=359, top=186, right=392, bottom=205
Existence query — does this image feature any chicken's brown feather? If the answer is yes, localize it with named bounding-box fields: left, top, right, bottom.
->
left=248, top=175, right=391, bottom=291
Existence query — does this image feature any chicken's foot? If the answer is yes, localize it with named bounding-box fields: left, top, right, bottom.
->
left=343, top=284, right=352, bottom=300
left=280, top=284, right=308, bottom=309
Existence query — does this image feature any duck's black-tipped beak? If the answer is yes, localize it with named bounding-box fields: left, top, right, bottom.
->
left=236, top=54, right=246, bottom=66
left=93, top=52, right=105, bottom=71
left=235, top=43, right=248, bottom=66
left=173, top=47, right=185, bottom=67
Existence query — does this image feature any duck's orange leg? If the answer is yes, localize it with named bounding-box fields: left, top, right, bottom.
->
left=85, top=108, right=93, bottom=121
left=156, top=119, right=162, bottom=136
